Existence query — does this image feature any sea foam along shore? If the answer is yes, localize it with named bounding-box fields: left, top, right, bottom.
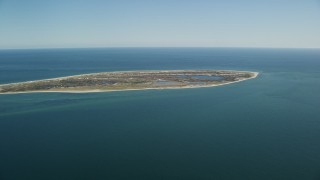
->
left=0, top=71, right=259, bottom=94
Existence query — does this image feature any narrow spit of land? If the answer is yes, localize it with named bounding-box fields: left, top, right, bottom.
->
left=0, top=70, right=258, bottom=94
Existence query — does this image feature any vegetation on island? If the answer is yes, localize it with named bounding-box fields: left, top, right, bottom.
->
left=0, top=70, right=257, bottom=94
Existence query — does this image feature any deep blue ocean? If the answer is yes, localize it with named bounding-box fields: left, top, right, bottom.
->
left=0, top=48, right=320, bottom=180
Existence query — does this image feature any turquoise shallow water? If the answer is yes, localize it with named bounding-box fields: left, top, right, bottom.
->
left=0, top=48, right=320, bottom=179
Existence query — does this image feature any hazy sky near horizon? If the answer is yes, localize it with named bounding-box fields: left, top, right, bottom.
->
left=0, top=0, right=320, bottom=49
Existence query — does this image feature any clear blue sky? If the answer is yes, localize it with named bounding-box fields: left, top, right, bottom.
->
left=0, top=0, right=320, bottom=49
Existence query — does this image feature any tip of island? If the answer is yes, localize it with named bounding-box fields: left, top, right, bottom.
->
left=0, top=70, right=258, bottom=94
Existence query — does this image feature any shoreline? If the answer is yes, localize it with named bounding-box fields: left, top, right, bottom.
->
left=0, top=70, right=259, bottom=95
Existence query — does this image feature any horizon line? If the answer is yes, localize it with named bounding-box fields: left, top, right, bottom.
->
left=0, top=46, right=320, bottom=51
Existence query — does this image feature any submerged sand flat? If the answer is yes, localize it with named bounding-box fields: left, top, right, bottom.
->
left=0, top=70, right=258, bottom=94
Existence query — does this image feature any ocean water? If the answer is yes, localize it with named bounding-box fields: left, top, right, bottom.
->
left=0, top=48, right=320, bottom=180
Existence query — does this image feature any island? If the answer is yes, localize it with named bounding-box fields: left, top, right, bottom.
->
left=0, top=70, right=258, bottom=94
